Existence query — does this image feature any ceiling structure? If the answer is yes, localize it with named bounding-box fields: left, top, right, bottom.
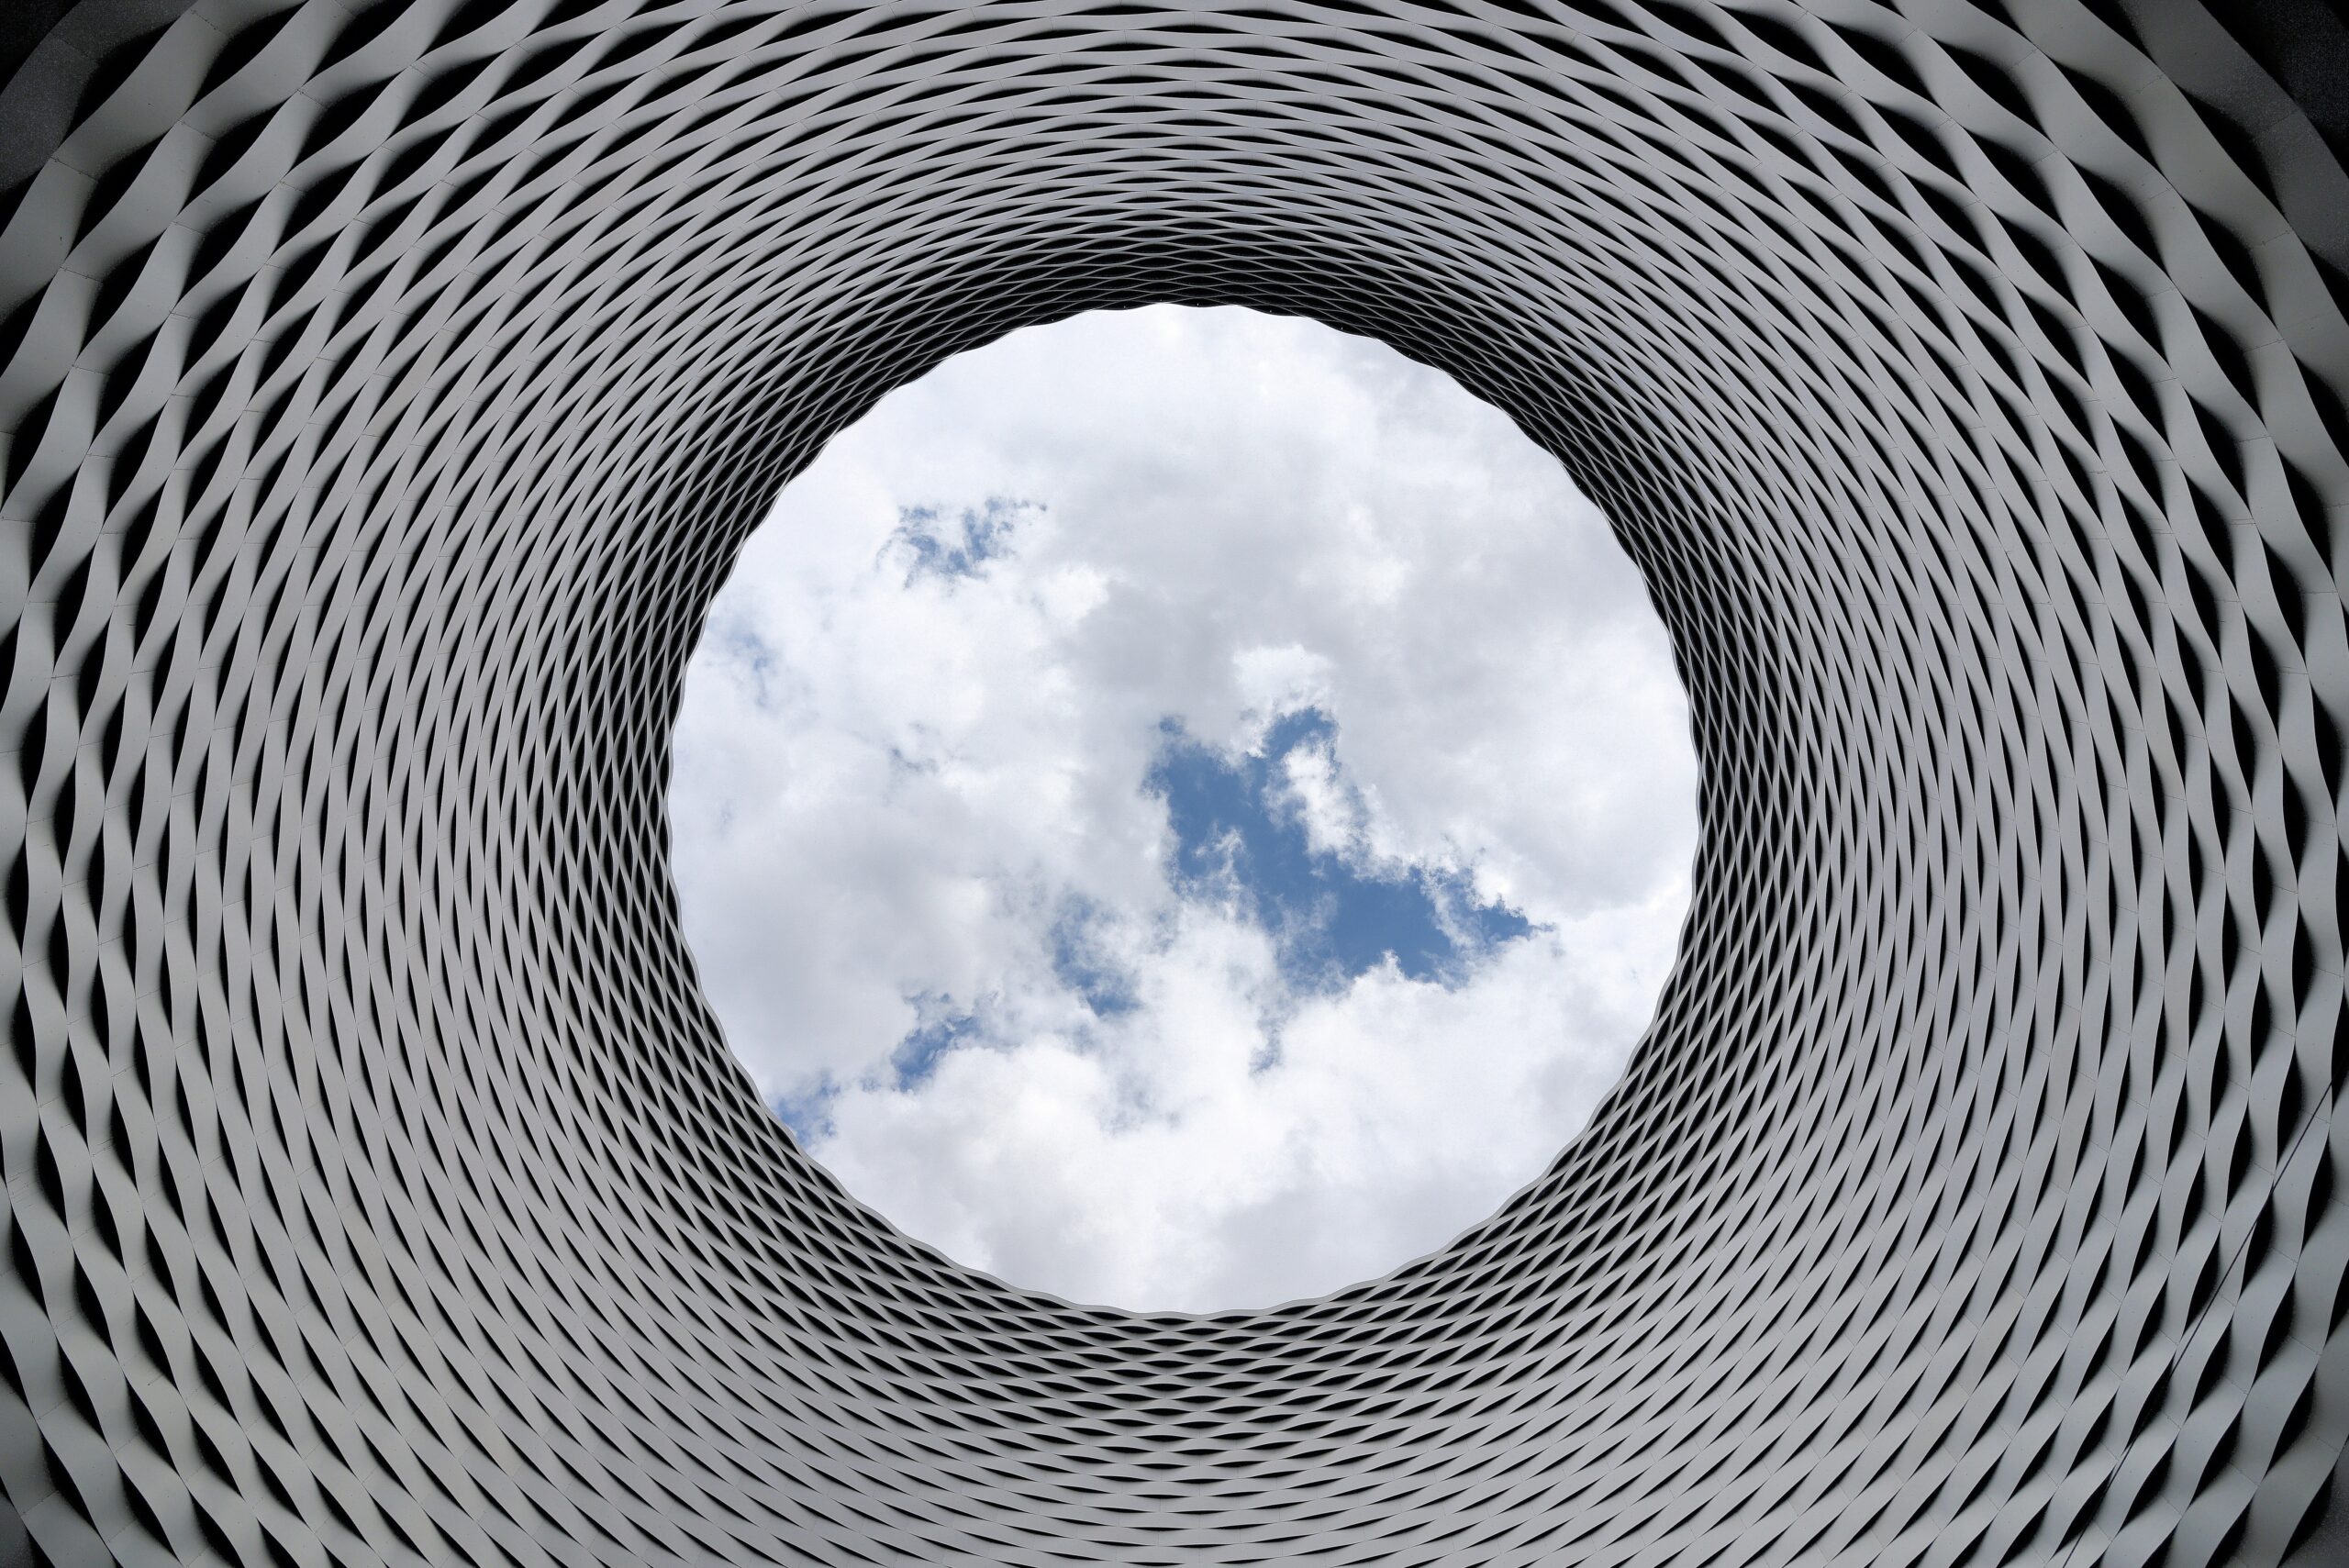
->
left=3, top=1, right=2347, bottom=1563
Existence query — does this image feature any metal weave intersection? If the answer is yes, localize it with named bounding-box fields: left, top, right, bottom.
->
left=3, top=1, right=2348, bottom=1564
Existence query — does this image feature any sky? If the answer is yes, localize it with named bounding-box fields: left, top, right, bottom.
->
left=668, top=305, right=1698, bottom=1312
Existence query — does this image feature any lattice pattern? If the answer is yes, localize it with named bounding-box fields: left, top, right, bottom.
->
left=3, top=1, right=2346, bottom=1564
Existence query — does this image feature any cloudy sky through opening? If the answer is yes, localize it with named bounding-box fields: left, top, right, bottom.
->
left=669, top=305, right=1698, bottom=1312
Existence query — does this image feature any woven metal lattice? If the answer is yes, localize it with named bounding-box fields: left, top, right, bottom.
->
left=4, top=2, right=2348, bottom=1564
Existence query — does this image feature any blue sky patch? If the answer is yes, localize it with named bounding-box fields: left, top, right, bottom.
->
left=800, top=706, right=1533, bottom=1138
left=890, top=496, right=1038, bottom=582
left=889, top=999, right=985, bottom=1088
left=774, top=1082, right=838, bottom=1147
left=1050, top=897, right=1141, bottom=1018
left=775, top=995, right=984, bottom=1145
left=1147, top=707, right=1532, bottom=991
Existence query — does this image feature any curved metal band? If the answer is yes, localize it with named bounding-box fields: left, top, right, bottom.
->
left=3, top=3, right=2346, bottom=1564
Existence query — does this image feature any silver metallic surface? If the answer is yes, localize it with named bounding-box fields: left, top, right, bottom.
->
left=4, top=2, right=2347, bottom=1563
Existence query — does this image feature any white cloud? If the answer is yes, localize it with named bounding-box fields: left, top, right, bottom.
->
left=668, top=305, right=1698, bottom=1311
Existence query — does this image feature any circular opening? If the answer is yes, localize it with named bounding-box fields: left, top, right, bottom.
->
left=670, top=305, right=1699, bottom=1310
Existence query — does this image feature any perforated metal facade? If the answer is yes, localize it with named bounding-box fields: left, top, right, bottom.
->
left=4, top=1, right=2349, bottom=1564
